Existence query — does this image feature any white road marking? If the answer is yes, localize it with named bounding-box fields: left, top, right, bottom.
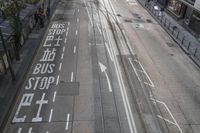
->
left=64, top=38, right=67, bottom=43
left=70, top=72, right=74, bottom=82
left=63, top=46, right=66, bottom=52
left=136, top=60, right=154, bottom=87
left=66, top=31, right=68, bottom=37
left=77, top=18, right=79, bottom=22
left=68, top=22, right=70, bottom=26
left=49, top=109, right=53, bottom=122
left=84, top=0, right=93, bottom=26
left=77, top=9, right=80, bottom=12
left=53, top=91, right=57, bottom=102
left=28, top=128, right=33, bottom=133
left=96, top=23, right=102, bottom=35
left=61, top=53, right=64, bottom=59
left=56, top=75, right=60, bottom=85
left=17, top=128, right=22, bottom=133
left=157, top=115, right=177, bottom=126
left=67, top=27, right=69, bottom=31
left=74, top=46, right=77, bottom=54
left=99, top=62, right=112, bottom=92
left=59, top=62, right=62, bottom=71
left=75, top=30, right=78, bottom=35
left=66, top=113, right=70, bottom=130
left=151, top=98, right=183, bottom=133
left=128, top=58, right=141, bottom=81
left=104, top=17, right=138, bottom=133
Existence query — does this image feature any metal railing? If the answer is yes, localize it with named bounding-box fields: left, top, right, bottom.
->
left=145, top=3, right=200, bottom=65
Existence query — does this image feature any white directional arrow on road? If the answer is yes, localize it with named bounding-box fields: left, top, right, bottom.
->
left=99, top=62, right=112, bottom=92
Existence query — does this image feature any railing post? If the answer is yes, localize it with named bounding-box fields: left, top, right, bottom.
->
left=187, top=41, right=191, bottom=50
left=181, top=36, right=185, bottom=44
left=176, top=31, right=180, bottom=39
left=194, top=48, right=198, bottom=57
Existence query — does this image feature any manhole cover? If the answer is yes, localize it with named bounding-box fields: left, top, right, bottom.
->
left=166, top=42, right=174, bottom=47
left=146, top=19, right=152, bottom=23
left=124, top=19, right=133, bottom=23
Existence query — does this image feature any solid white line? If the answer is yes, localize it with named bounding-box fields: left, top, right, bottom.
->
left=84, top=0, right=93, bottom=26
left=59, top=62, right=62, bottom=71
left=75, top=30, right=78, bottom=35
left=74, top=46, right=77, bottom=54
left=157, top=115, right=176, bottom=126
left=64, top=38, right=67, bottom=43
left=138, top=61, right=154, bottom=87
left=53, top=91, right=57, bottom=102
left=49, top=109, right=53, bottom=122
left=56, top=75, right=60, bottom=85
left=128, top=58, right=141, bottom=81
left=151, top=98, right=183, bottom=133
left=66, top=113, right=70, bottom=130
left=70, top=72, right=74, bottom=82
left=61, top=53, right=64, bottom=59
left=77, top=18, right=79, bottom=23
left=105, top=20, right=137, bottom=133
left=63, top=46, right=66, bottom=52
left=17, top=128, right=22, bottom=133
left=105, top=72, right=112, bottom=92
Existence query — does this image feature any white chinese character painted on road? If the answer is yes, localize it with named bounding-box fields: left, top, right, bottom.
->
left=40, top=48, right=56, bottom=62
left=54, top=36, right=62, bottom=46
left=32, top=93, right=48, bottom=122
left=12, top=93, right=34, bottom=123
left=43, top=36, right=54, bottom=47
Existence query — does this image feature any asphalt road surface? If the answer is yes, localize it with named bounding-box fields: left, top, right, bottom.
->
left=2, top=0, right=200, bottom=133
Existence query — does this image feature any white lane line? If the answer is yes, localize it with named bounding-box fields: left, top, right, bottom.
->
left=128, top=58, right=141, bottom=81
left=53, top=91, right=57, bottom=102
left=70, top=72, right=74, bottom=82
left=61, top=53, right=64, bottom=59
left=64, top=38, right=67, bottom=43
left=48, top=109, right=53, bottom=122
left=17, top=128, right=22, bottom=133
left=77, top=18, right=79, bottom=23
left=84, top=0, right=93, bottom=26
left=74, top=46, right=77, bottom=54
left=105, top=20, right=138, bottom=133
left=63, top=46, right=66, bottom=52
left=68, top=22, right=70, bottom=26
left=67, top=27, right=69, bottom=31
left=59, top=62, right=63, bottom=71
left=75, top=30, right=78, bottom=35
left=56, top=75, right=60, bottom=85
left=66, top=113, right=70, bottom=130
left=77, top=9, right=80, bottom=12
left=151, top=98, right=183, bottom=133
left=66, top=31, right=68, bottom=37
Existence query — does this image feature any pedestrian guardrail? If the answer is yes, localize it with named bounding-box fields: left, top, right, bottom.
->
left=145, top=3, right=200, bottom=66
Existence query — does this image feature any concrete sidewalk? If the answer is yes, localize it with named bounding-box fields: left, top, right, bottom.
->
left=0, top=0, right=58, bottom=131
left=137, top=0, right=200, bottom=67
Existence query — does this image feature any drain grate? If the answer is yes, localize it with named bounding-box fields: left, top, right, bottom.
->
left=146, top=19, right=152, bottom=23
left=166, top=42, right=174, bottom=47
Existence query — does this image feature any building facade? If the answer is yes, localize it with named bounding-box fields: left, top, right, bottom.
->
left=156, top=0, right=200, bottom=39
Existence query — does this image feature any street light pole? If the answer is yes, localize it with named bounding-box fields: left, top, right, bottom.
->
left=0, top=28, right=15, bottom=80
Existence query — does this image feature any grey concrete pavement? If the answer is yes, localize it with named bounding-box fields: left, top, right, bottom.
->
left=110, top=0, right=200, bottom=132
